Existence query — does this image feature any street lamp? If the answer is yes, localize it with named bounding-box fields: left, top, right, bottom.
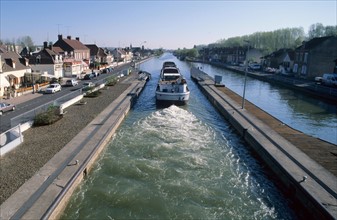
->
left=241, top=40, right=250, bottom=109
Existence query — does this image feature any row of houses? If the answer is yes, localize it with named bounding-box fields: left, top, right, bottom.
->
left=0, top=34, right=145, bottom=98
left=262, top=36, right=337, bottom=79
left=199, top=36, right=337, bottom=80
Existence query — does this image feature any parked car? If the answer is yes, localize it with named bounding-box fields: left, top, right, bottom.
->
left=322, top=73, right=337, bottom=87
left=249, top=63, right=261, bottom=71
left=265, top=67, right=277, bottom=73
left=315, top=76, right=323, bottom=84
left=65, top=79, right=79, bottom=87
left=83, top=73, right=94, bottom=80
left=102, top=67, right=114, bottom=74
left=101, top=68, right=109, bottom=74
left=92, top=71, right=99, bottom=77
left=82, top=82, right=95, bottom=91
left=45, top=83, right=62, bottom=94
left=0, top=102, right=16, bottom=115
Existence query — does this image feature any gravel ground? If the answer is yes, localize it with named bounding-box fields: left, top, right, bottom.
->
left=0, top=80, right=132, bottom=205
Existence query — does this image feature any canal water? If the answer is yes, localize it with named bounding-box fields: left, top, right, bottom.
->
left=60, top=53, right=327, bottom=219
left=193, top=63, right=337, bottom=145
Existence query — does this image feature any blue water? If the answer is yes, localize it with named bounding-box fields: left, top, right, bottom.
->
left=192, top=63, right=337, bottom=145
left=61, top=53, right=300, bottom=219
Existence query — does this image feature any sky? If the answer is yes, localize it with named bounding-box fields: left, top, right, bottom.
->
left=1, top=0, right=336, bottom=49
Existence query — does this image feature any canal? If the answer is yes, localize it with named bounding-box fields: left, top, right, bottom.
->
left=193, top=62, right=337, bottom=145
left=60, top=52, right=336, bottom=219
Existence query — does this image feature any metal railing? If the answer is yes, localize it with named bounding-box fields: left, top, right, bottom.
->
left=10, top=89, right=82, bottom=128
left=9, top=66, right=133, bottom=129
left=0, top=124, right=23, bottom=156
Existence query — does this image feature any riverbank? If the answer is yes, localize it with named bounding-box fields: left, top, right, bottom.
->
left=190, top=67, right=337, bottom=219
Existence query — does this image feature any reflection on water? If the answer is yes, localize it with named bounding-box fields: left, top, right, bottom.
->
left=61, top=54, right=297, bottom=219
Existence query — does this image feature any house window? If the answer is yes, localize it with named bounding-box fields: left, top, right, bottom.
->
left=301, top=65, right=307, bottom=75
left=36, top=55, right=41, bottom=64
left=304, top=53, right=308, bottom=63
left=293, top=63, right=298, bottom=73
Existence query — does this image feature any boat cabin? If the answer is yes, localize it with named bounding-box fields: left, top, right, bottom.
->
left=161, top=67, right=180, bottom=81
left=162, top=61, right=177, bottom=68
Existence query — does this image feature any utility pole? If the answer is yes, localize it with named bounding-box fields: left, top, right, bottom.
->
left=241, top=40, right=250, bottom=109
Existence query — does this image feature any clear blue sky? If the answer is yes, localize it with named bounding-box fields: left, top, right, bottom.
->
left=1, top=0, right=336, bottom=49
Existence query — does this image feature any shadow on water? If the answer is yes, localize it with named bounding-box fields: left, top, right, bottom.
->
left=155, top=101, right=187, bottom=109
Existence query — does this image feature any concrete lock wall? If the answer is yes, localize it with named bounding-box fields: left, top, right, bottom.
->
left=190, top=67, right=337, bottom=220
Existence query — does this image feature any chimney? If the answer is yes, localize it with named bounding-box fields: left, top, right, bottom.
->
left=76, top=37, right=80, bottom=41
left=44, top=41, right=48, bottom=48
left=58, top=34, right=63, bottom=40
left=67, top=36, right=71, bottom=40
left=49, top=42, right=53, bottom=50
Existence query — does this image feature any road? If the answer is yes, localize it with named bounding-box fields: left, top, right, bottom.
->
left=0, top=63, right=134, bottom=133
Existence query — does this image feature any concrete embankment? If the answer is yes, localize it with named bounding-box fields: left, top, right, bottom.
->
left=0, top=73, right=150, bottom=219
left=190, top=67, right=337, bottom=220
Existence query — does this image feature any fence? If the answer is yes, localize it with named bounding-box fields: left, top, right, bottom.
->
left=10, top=89, right=82, bottom=128
left=0, top=124, right=23, bottom=156
left=1, top=66, right=134, bottom=156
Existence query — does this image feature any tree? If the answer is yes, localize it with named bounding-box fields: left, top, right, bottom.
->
left=324, top=25, right=337, bottom=36
left=16, top=36, right=35, bottom=50
left=308, top=23, right=325, bottom=39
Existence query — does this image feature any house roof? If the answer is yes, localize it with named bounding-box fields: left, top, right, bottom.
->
left=28, top=48, right=60, bottom=65
left=85, top=44, right=99, bottom=56
left=53, top=35, right=89, bottom=52
left=261, top=48, right=295, bottom=60
left=0, top=45, right=8, bottom=53
left=20, top=47, right=30, bottom=57
left=116, top=48, right=126, bottom=55
left=52, top=46, right=64, bottom=54
left=0, top=50, right=29, bottom=72
left=64, top=39, right=88, bottom=50
left=296, top=36, right=333, bottom=50
left=97, top=48, right=107, bottom=57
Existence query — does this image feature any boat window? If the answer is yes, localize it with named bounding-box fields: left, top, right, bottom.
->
left=164, top=76, right=180, bottom=81
left=163, top=69, right=179, bottom=74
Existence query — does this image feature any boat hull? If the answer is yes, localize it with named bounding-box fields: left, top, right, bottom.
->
left=155, top=91, right=190, bottom=105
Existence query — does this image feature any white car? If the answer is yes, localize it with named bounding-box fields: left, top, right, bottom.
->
left=45, top=83, right=62, bottom=94
left=322, top=73, right=337, bottom=87
left=65, top=79, right=79, bottom=87
left=82, top=82, right=95, bottom=91
left=249, top=63, right=261, bottom=70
